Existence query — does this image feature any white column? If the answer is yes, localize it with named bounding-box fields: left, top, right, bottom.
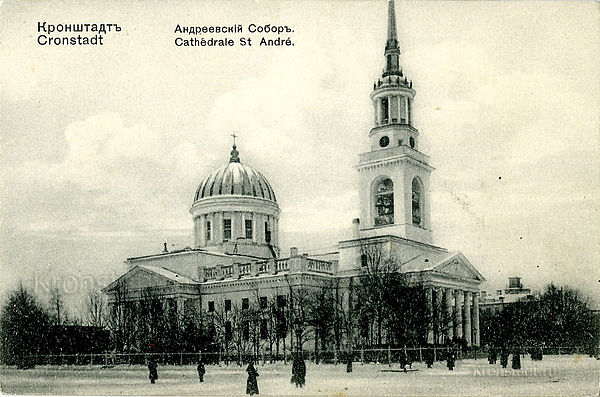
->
left=464, top=291, right=472, bottom=346
left=216, top=212, right=223, bottom=243
left=426, top=287, right=434, bottom=344
left=376, top=99, right=381, bottom=126
left=193, top=217, right=200, bottom=248
left=252, top=213, right=257, bottom=243
left=373, top=101, right=378, bottom=126
left=454, top=290, right=463, bottom=339
left=199, top=214, right=206, bottom=247
left=473, top=293, right=480, bottom=347
left=446, top=288, right=454, bottom=341
left=386, top=95, right=392, bottom=124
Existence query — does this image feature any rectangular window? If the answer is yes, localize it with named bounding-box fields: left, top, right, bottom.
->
left=277, top=295, right=286, bottom=308
left=206, top=220, right=212, bottom=241
left=381, top=98, right=389, bottom=123
left=225, top=321, right=232, bottom=341
left=260, top=318, right=268, bottom=339
left=400, top=96, right=406, bottom=124
left=225, top=299, right=231, bottom=312
left=243, top=321, right=250, bottom=340
left=208, top=301, right=215, bottom=313
left=223, top=219, right=232, bottom=241
left=265, top=221, right=271, bottom=243
left=242, top=297, right=249, bottom=310
left=259, top=296, right=267, bottom=309
left=245, top=219, right=253, bottom=239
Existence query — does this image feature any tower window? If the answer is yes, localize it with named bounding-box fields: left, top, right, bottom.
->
left=360, top=254, right=368, bottom=267
left=265, top=221, right=271, bottom=243
left=379, top=136, right=389, bottom=148
left=223, top=218, right=232, bottom=241
left=412, top=177, right=422, bottom=226
left=409, top=136, right=415, bottom=148
left=380, top=98, right=389, bottom=124
left=374, top=178, right=394, bottom=226
left=245, top=219, right=253, bottom=239
left=206, top=220, right=212, bottom=241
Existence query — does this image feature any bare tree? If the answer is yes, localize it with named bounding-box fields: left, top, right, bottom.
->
left=87, top=288, right=105, bottom=327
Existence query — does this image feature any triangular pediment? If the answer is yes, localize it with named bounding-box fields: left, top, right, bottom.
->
left=434, top=252, right=485, bottom=282
left=103, top=266, right=176, bottom=293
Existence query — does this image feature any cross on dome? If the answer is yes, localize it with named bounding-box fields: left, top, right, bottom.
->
left=229, top=132, right=240, bottom=163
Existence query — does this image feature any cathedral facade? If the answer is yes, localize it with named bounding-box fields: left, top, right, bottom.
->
left=104, top=1, right=485, bottom=351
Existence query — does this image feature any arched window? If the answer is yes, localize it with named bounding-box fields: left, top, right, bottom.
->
left=374, top=179, right=394, bottom=226
left=412, top=178, right=422, bottom=226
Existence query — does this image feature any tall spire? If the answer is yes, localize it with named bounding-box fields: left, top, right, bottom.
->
left=386, top=0, right=398, bottom=51
left=383, top=0, right=401, bottom=77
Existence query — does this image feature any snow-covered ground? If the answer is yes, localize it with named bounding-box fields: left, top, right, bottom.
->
left=1, top=355, right=598, bottom=396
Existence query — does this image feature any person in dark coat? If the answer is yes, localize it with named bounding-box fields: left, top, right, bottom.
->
left=197, top=360, right=206, bottom=382
left=291, top=353, right=306, bottom=387
left=500, top=348, right=509, bottom=368
left=346, top=353, right=353, bottom=373
left=488, top=345, right=497, bottom=364
left=425, top=345, right=434, bottom=368
left=446, top=348, right=456, bottom=371
left=148, top=359, right=158, bottom=384
left=246, top=361, right=259, bottom=395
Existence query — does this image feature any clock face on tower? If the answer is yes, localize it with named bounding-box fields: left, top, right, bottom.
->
left=379, top=136, right=389, bottom=148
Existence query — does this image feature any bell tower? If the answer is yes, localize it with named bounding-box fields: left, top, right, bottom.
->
left=356, top=0, right=433, bottom=244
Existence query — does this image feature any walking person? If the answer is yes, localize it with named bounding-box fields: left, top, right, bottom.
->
left=246, top=360, right=259, bottom=395
left=197, top=360, right=206, bottom=383
left=446, top=348, right=456, bottom=371
left=295, top=353, right=306, bottom=387
left=148, top=358, right=158, bottom=384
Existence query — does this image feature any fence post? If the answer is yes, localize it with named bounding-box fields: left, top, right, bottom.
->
left=558, top=347, right=561, bottom=355
left=180, top=352, right=183, bottom=365
left=387, top=345, right=391, bottom=368
left=361, top=348, right=364, bottom=365
left=433, top=347, right=437, bottom=362
left=419, top=347, right=423, bottom=362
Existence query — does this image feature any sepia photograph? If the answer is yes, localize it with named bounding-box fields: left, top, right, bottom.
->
left=1, top=0, right=599, bottom=395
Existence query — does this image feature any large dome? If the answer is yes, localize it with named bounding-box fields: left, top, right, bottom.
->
left=193, top=145, right=277, bottom=203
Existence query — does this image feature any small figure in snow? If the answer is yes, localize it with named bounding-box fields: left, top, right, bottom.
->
left=197, top=360, right=206, bottom=383
left=291, top=353, right=306, bottom=388
left=148, top=358, right=158, bottom=384
left=246, top=360, right=259, bottom=395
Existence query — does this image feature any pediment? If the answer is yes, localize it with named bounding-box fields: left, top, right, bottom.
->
left=104, top=266, right=175, bottom=293
left=434, top=252, right=485, bottom=282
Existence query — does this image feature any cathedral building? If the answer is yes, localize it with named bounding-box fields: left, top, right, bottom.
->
left=104, top=0, right=485, bottom=350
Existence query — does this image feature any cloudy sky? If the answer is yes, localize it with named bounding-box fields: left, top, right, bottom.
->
left=1, top=0, right=598, bottom=316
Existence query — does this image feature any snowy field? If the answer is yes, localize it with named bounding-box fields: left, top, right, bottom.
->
left=1, top=355, right=598, bottom=396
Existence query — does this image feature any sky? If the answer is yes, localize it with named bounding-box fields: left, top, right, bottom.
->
left=1, top=0, right=599, bottom=317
